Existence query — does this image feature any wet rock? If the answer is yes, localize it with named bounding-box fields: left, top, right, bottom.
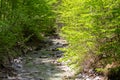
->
left=39, top=56, right=48, bottom=58
left=94, top=76, right=101, bottom=80
left=33, top=58, right=45, bottom=65
left=0, top=72, right=7, bottom=78
left=76, top=74, right=83, bottom=78
left=21, top=70, right=26, bottom=73
left=28, top=56, right=33, bottom=60
left=17, top=76, right=23, bottom=80
left=32, top=51, right=39, bottom=54
left=35, top=77, right=45, bottom=80
left=11, top=57, right=23, bottom=71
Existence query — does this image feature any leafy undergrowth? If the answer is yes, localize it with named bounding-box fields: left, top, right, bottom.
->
left=57, top=0, right=120, bottom=79
left=0, top=0, right=57, bottom=73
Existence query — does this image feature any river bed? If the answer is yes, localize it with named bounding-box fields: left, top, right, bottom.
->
left=1, top=38, right=104, bottom=80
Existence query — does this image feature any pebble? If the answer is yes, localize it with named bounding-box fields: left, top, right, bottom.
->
left=94, top=76, right=101, bottom=80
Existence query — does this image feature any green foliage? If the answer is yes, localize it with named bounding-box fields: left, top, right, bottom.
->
left=57, top=0, right=95, bottom=71
left=57, top=0, right=120, bottom=72
left=95, top=68, right=105, bottom=73
left=0, top=0, right=56, bottom=63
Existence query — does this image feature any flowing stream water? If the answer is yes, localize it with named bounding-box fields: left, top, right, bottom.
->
left=1, top=37, right=104, bottom=80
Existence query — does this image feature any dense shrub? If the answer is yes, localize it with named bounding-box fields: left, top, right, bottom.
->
left=0, top=0, right=56, bottom=65
left=58, top=0, right=120, bottom=73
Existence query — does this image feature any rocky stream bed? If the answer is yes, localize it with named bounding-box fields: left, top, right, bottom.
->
left=1, top=37, right=104, bottom=80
